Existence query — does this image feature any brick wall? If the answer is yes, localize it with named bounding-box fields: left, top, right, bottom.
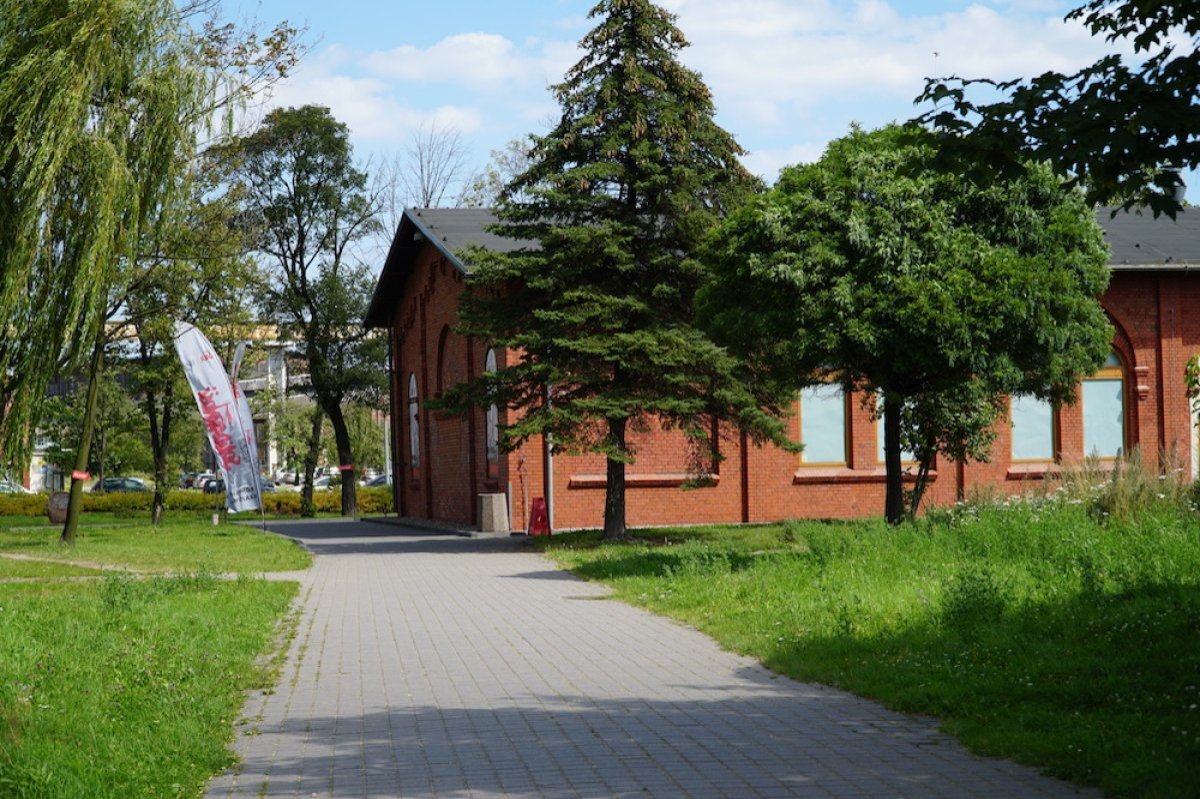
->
left=390, top=243, right=1199, bottom=529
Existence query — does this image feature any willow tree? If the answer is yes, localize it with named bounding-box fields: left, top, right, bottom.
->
left=0, top=0, right=211, bottom=540
left=1, top=0, right=299, bottom=537
left=447, top=0, right=786, bottom=540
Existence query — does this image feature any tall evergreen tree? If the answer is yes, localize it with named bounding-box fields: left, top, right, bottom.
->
left=449, top=0, right=787, bottom=540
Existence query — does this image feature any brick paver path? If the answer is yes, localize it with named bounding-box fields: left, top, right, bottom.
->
left=206, top=519, right=1094, bottom=798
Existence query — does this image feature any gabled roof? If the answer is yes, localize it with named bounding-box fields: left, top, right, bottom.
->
left=364, top=207, right=532, bottom=327
left=365, top=205, right=1200, bottom=327
left=1099, top=207, right=1200, bottom=269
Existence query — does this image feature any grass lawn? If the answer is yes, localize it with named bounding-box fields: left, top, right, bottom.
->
left=0, top=558, right=109, bottom=580
left=0, top=520, right=307, bottom=798
left=538, top=497, right=1200, bottom=798
left=0, top=518, right=312, bottom=573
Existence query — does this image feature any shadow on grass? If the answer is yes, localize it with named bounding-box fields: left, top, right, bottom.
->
left=761, top=579, right=1200, bottom=798
left=565, top=547, right=784, bottom=581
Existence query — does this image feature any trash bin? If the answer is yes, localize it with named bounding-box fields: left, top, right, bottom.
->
left=47, top=491, right=70, bottom=524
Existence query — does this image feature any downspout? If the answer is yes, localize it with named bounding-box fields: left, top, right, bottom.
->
left=739, top=429, right=750, bottom=524
left=544, top=385, right=555, bottom=531
left=387, top=330, right=403, bottom=517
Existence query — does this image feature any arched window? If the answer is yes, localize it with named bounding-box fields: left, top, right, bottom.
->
left=1082, top=352, right=1126, bottom=459
left=1010, top=394, right=1054, bottom=462
left=484, top=348, right=499, bottom=469
left=408, top=373, right=420, bottom=469
left=798, top=383, right=847, bottom=465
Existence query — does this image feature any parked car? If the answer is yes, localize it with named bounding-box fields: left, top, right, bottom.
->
left=193, top=472, right=217, bottom=491
left=90, top=477, right=148, bottom=493
left=362, top=474, right=391, bottom=488
left=0, top=479, right=33, bottom=494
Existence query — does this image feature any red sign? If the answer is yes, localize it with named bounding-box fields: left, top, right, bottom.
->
left=72, top=470, right=90, bottom=481
left=338, top=464, right=355, bottom=472
left=527, top=497, right=550, bottom=536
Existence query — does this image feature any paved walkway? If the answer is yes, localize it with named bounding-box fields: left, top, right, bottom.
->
left=206, top=519, right=1095, bottom=799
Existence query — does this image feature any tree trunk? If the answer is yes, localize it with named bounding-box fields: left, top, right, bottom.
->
left=147, top=379, right=174, bottom=526
left=906, top=432, right=937, bottom=522
left=61, top=334, right=105, bottom=545
left=883, top=393, right=904, bottom=526
left=300, top=404, right=322, bottom=517
left=325, top=400, right=357, bottom=517
left=602, top=417, right=627, bottom=541
left=96, top=421, right=106, bottom=490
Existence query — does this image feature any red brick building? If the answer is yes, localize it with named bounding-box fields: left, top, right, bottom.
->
left=365, top=207, right=1200, bottom=531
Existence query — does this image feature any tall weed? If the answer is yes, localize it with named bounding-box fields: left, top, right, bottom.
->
left=1050, top=449, right=1190, bottom=522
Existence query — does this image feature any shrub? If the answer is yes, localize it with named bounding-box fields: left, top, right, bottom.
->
left=0, top=493, right=47, bottom=516
left=0, top=485, right=395, bottom=518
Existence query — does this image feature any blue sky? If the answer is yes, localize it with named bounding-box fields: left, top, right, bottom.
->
left=226, top=0, right=1178, bottom=198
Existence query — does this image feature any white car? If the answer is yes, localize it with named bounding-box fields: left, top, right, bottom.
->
left=0, top=479, right=33, bottom=494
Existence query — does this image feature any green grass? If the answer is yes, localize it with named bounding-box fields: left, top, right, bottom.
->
left=0, top=575, right=298, bottom=798
left=0, top=519, right=311, bottom=574
left=0, top=558, right=108, bottom=580
left=538, top=498, right=1200, bottom=798
left=0, top=518, right=307, bottom=797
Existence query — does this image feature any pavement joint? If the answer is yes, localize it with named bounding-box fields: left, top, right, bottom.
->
left=206, top=519, right=1097, bottom=799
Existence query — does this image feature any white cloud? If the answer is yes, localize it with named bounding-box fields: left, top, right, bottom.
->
left=742, top=142, right=828, bottom=182
left=250, top=59, right=484, bottom=144
left=667, top=0, right=1115, bottom=132
left=232, top=1, right=1142, bottom=185
left=364, top=33, right=530, bottom=88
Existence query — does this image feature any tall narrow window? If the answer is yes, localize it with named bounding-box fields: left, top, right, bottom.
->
left=408, top=373, right=420, bottom=469
left=484, top=348, right=499, bottom=470
left=1010, top=394, right=1054, bottom=461
left=1083, top=352, right=1125, bottom=459
left=799, top=384, right=847, bottom=465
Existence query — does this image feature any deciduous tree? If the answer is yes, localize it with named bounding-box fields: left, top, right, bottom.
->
left=699, top=124, right=1113, bottom=524
left=0, top=0, right=205, bottom=481
left=916, top=1, right=1199, bottom=216
left=222, top=105, right=386, bottom=517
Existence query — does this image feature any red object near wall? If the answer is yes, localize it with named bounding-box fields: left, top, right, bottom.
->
left=527, top=497, right=550, bottom=536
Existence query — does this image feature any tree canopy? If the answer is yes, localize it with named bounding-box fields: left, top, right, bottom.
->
left=916, top=0, right=1199, bottom=216
left=699, top=124, right=1114, bottom=524
left=448, top=0, right=785, bottom=540
left=0, top=0, right=208, bottom=471
left=221, top=104, right=384, bottom=517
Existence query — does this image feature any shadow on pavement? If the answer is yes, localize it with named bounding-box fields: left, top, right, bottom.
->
left=261, top=518, right=532, bottom=557
left=222, top=679, right=1088, bottom=799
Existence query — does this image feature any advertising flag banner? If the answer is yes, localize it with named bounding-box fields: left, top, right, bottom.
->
left=173, top=322, right=262, bottom=513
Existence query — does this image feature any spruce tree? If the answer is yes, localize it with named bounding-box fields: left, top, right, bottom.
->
left=451, top=0, right=786, bottom=540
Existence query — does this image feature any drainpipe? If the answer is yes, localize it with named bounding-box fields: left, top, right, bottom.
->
left=387, top=331, right=403, bottom=517
left=543, top=385, right=555, bottom=531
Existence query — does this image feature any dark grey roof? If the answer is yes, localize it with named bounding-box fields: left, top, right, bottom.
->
left=366, top=205, right=1200, bottom=327
left=407, top=208, right=532, bottom=265
left=364, top=207, right=534, bottom=327
left=1098, top=206, right=1200, bottom=269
